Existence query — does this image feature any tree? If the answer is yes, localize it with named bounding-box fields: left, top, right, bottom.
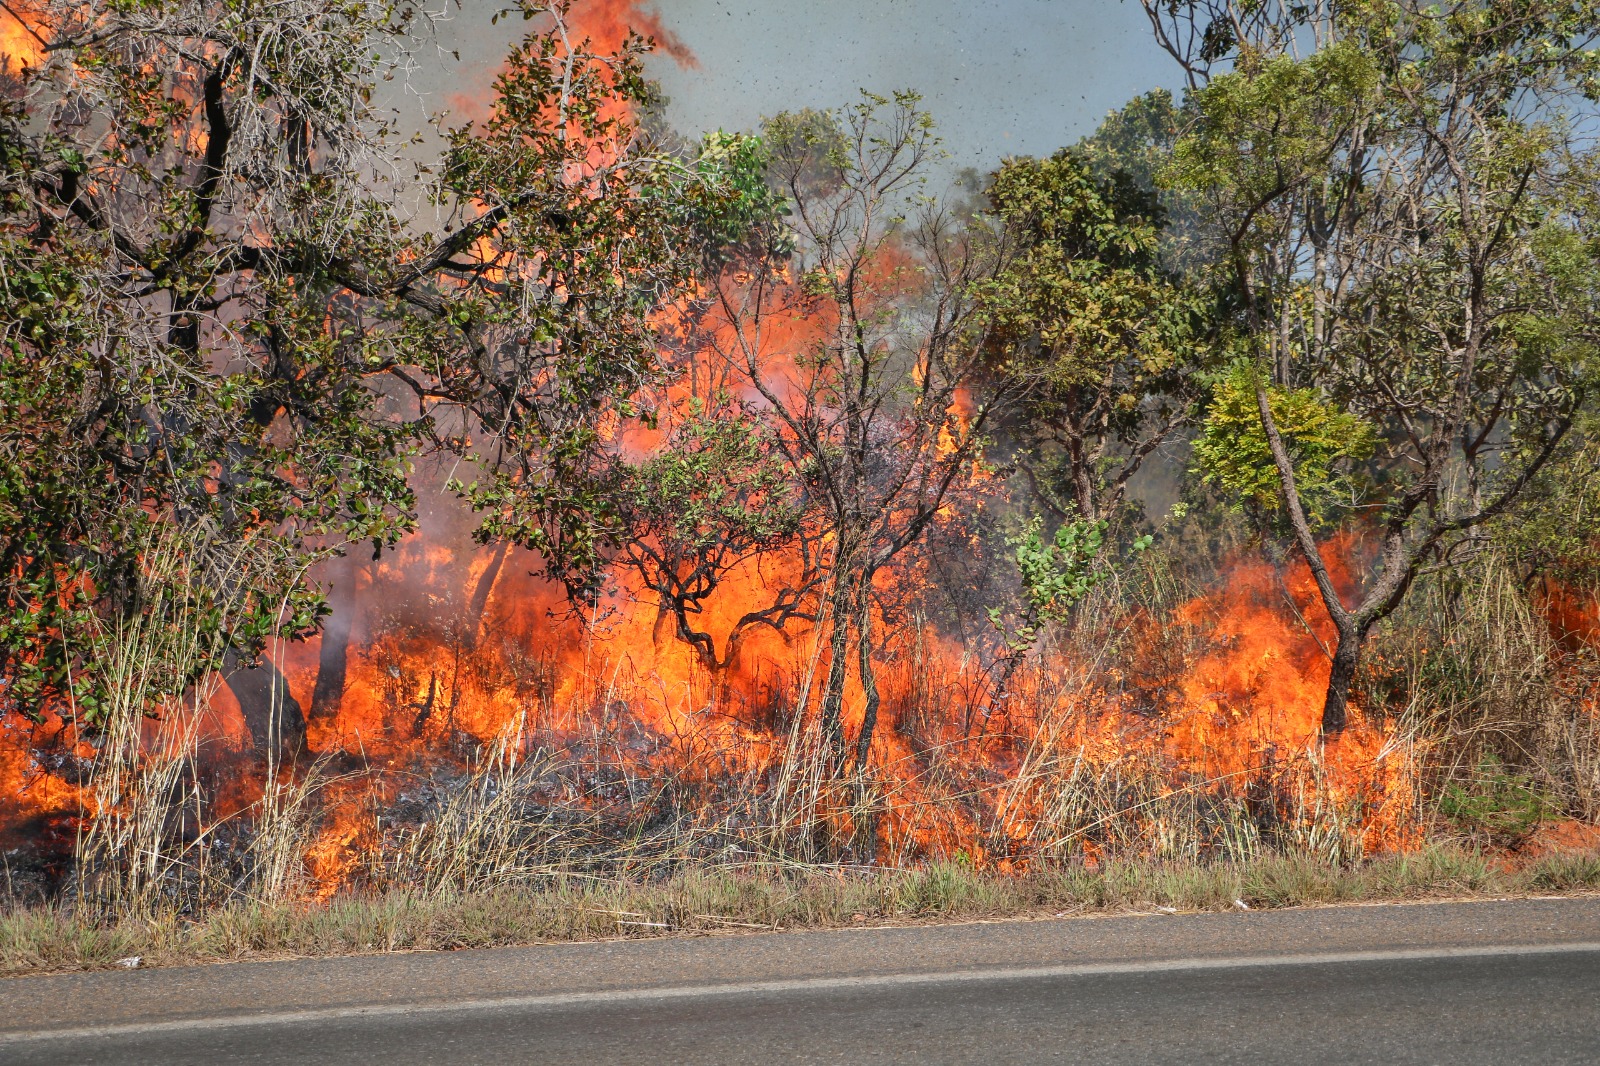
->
left=609, top=392, right=825, bottom=679
left=397, top=10, right=766, bottom=602
left=1192, top=361, right=1374, bottom=527
left=700, top=93, right=1020, bottom=770
left=1154, top=0, right=1600, bottom=732
left=560, top=129, right=829, bottom=684
left=0, top=0, right=422, bottom=744
left=1493, top=400, right=1600, bottom=585
left=0, top=0, right=734, bottom=751
left=979, top=147, right=1213, bottom=525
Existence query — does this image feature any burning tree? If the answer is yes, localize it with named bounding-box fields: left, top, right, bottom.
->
left=0, top=0, right=424, bottom=744
left=692, top=93, right=1022, bottom=770
left=0, top=0, right=1592, bottom=919
left=570, top=130, right=831, bottom=685
left=1152, top=0, right=1600, bottom=732
left=607, top=391, right=827, bottom=680
left=392, top=6, right=748, bottom=595
left=0, top=0, right=751, bottom=748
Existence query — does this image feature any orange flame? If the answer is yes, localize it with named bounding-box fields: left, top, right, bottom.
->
left=447, top=1, right=695, bottom=126
left=0, top=3, right=44, bottom=72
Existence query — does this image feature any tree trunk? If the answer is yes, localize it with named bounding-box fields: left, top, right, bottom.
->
left=818, top=569, right=856, bottom=763
left=309, top=553, right=361, bottom=720
left=1253, top=377, right=1365, bottom=738
left=1321, top=622, right=1364, bottom=734
left=463, top=541, right=508, bottom=653
left=224, top=649, right=306, bottom=758
left=849, top=571, right=881, bottom=863
left=852, top=571, right=880, bottom=771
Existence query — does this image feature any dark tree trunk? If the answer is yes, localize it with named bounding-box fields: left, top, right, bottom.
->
left=309, top=553, right=361, bottom=720
left=1253, top=377, right=1368, bottom=738
left=850, top=572, right=883, bottom=862
left=819, top=570, right=855, bottom=762
left=464, top=541, right=508, bottom=653
left=224, top=650, right=306, bottom=757
left=852, top=571, right=880, bottom=771
left=1321, top=623, right=1364, bottom=734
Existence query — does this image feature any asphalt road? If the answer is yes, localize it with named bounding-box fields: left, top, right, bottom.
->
left=3, top=897, right=1599, bottom=1064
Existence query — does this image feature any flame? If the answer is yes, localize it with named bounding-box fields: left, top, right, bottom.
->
left=0, top=709, right=84, bottom=855
left=447, top=1, right=695, bottom=126
left=7, top=2, right=1585, bottom=894
left=1159, top=539, right=1417, bottom=853
left=0, top=228, right=1450, bottom=895
left=1536, top=577, right=1600, bottom=653
left=566, top=0, right=694, bottom=65
left=0, top=516, right=1441, bottom=891
left=267, top=521, right=1419, bottom=881
left=0, top=3, right=44, bottom=71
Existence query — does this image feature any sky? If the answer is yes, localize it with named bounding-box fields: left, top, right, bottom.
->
left=402, top=1, right=1183, bottom=181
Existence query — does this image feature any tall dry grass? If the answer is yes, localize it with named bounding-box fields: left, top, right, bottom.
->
left=70, top=525, right=335, bottom=916
left=1367, top=551, right=1600, bottom=840
left=71, top=528, right=220, bottom=917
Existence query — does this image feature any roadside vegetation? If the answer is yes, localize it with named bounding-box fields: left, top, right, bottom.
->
left=6, top=845, right=1600, bottom=977
left=2, top=0, right=1598, bottom=974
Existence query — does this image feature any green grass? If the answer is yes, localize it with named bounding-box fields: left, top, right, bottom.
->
left=5, top=844, right=1598, bottom=978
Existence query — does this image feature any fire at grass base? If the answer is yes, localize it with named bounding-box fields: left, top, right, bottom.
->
left=2, top=521, right=1597, bottom=937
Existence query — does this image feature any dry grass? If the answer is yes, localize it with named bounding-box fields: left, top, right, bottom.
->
left=69, top=530, right=221, bottom=919
left=1369, top=553, right=1600, bottom=838
left=4, top=843, right=1597, bottom=978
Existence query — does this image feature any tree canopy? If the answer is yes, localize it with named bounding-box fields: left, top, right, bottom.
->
left=1155, top=0, right=1600, bottom=729
left=0, top=0, right=755, bottom=731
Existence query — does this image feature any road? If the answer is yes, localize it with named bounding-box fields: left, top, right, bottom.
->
left=2, top=897, right=1598, bottom=1064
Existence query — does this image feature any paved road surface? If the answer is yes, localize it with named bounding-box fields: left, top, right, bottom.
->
left=3, top=897, right=1598, bottom=1064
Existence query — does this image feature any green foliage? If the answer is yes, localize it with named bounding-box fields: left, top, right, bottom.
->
left=979, top=147, right=1217, bottom=522
left=679, top=130, right=792, bottom=261
left=1494, top=402, right=1600, bottom=578
left=1438, top=753, right=1559, bottom=845
left=0, top=2, right=420, bottom=722
left=1012, top=517, right=1107, bottom=623
left=621, top=398, right=802, bottom=558
left=1166, top=41, right=1381, bottom=208
left=982, top=150, right=1173, bottom=382
left=435, top=14, right=778, bottom=593
left=1074, top=88, right=1216, bottom=272
left=1074, top=89, right=1181, bottom=193
left=1164, top=3, right=1600, bottom=624
left=1192, top=363, right=1374, bottom=523
left=988, top=517, right=1152, bottom=651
